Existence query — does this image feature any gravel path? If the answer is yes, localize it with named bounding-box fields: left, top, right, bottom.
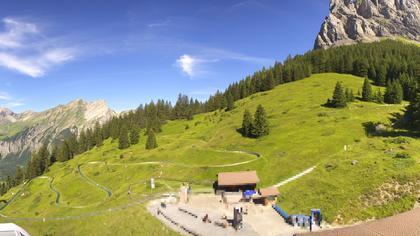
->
left=272, top=166, right=316, bottom=188
left=0, top=149, right=261, bottom=221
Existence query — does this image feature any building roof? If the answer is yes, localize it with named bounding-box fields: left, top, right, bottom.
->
left=217, top=171, right=260, bottom=186
left=259, top=187, right=279, bottom=197
left=298, top=207, right=420, bottom=236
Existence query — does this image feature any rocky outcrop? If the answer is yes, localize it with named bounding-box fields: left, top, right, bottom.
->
left=0, top=99, right=115, bottom=176
left=315, top=0, right=420, bottom=49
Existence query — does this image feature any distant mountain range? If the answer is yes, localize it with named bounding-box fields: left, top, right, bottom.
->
left=0, top=99, right=115, bottom=177
left=315, top=0, right=420, bottom=49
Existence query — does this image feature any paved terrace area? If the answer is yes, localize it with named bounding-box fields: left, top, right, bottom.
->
left=299, top=206, right=420, bottom=236
left=147, top=194, right=311, bottom=236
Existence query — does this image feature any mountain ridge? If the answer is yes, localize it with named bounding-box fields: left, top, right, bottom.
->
left=0, top=99, right=116, bottom=177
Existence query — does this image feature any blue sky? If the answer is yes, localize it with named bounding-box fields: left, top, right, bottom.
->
left=0, top=0, right=328, bottom=112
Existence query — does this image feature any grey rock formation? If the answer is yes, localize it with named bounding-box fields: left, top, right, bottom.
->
left=0, top=99, right=115, bottom=177
left=315, top=0, right=420, bottom=49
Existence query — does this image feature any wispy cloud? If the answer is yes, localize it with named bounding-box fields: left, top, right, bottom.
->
left=0, top=91, right=24, bottom=108
left=1, top=101, right=24, bottom=108
left=0, top=91, right=11, bottom=101
left=0, top=17, right=76, bottom=77
left=147, top=19, right=171, bottom=28
left=175, top=47, right=273, bottom=78
left=229, top=0, right=268, bottom=11
left=189, top=87, right=220, bottom=96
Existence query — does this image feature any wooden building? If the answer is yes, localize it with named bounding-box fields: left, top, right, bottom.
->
left=215, top=171, right=260, bottom=193
left=258, top=187, right=279, bottom=205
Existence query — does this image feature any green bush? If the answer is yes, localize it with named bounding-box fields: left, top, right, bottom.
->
left=394, top=152, right=411, bottom=159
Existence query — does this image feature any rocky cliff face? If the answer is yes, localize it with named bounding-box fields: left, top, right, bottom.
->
left=315, top=0, right=420, bottom=49
left=0, top=99, right=115, bottom=177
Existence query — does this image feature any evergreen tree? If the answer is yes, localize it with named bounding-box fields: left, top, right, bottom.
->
left=384, top=81, right=403, bottom=104
left=226, top=93, right=234, bottom=111
left=129, top=125, right=140, bottom=145
left=253, top=105, right=270, bottom=137
left=37, top=144, right=50, bottom=172
left=329, top=82, right=347, bottom=108
left=374, top=89, right=384, bottom=103
left=145, top=130, right=158, bottom=150
left=94, top=122, right=103, bottom=147
left=118, top=125, right=130, bottom=149
left=376, top=64, right=387, bottom=86
left=345, top=88, right=355, bottom=102
left=241, top=109, right=254, bottom=137
left=405, top=93, right=420, bottom=131
left=399, top=73, right=417, bottom=101
left=58, top=141, right=71, bottom=162
left=78, top=130, right=88, bottom=152
left=15, top=167, right=24, bottom=185
left=362, top=78, right=373, bottom=101
left=50, top=145, right=58, bottom=164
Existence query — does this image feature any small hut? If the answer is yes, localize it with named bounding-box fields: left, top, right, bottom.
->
left=258, top=187, right=279, bottom=205
left=215, top=171, right=260, bottom=193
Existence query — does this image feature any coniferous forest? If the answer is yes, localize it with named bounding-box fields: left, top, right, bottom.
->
left=2, top=40, right=420, bottom=196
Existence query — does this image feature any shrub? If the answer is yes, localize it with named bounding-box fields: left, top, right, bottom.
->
left=394, top=152, right=411, bottom=159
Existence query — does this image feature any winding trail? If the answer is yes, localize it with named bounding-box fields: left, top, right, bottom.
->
left=0, top=149, right=262, bottom=221
left=272, top=165, right=316, bottom=188
left=0, top=149, right=319, bottom=222
left=77, top=164, right=113, bottom=197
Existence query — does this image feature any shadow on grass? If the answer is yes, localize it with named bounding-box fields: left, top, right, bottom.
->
left=362, top=120, right=420, bottom=138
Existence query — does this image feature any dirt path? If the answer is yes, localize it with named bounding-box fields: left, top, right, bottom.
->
left=272, top=166, right=316, bottom=188
left=0, top=149, right=261, bottom=221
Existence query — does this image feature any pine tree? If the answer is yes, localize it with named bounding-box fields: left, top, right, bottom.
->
left=374, top=89, right=384, bottom=103
left=399, top=73, right=417, bottom=101
left=329, top=82, right=347, bottom=108
left=362, top=78, right=373, bottom=101
left=345, top=88, right=355, bottom=102
left=405, top=93, right=420, bottom=131
left=37, top=144, right=50, bottom=172
left=78, top=130, right=88, bottom=152
left=376, top=64, right=387, bottom=86
left=130, top=125, right=140, bottom=145
left=58, top=141, right=71, bottom=162
left=118, top=125, right=130, bottom=149
left=50, top=145, right=58, bottom=164
left=253, top=105, right=270, bottom=137
left=15, top=167, right=24, bottom=185
left=384, top=81, right=403, bottom=104
left=94, top=122, right=103, bottom=147
left=226, top=93, right=234, bottom=111
left=145, top=130, right=158, bottom=150
left=241, top=109, right=254, bottom=137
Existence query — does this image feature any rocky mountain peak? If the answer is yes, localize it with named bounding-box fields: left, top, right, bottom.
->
left=0, top=107, right=15, bottom=116
left=0, top=98, right=116, bottom=177
left=315, top=0, right=420, bottom=49
left=0, top=107, right=17, bottom=123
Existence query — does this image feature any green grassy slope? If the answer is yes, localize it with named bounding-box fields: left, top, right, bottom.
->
left=1, top=73, right=419, bottom=235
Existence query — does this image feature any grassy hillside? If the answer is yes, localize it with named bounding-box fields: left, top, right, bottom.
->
left=1, top=73, right=419, bottom=235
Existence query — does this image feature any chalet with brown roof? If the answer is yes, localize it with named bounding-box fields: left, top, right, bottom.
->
left=215, top=171, right=260, bottom=192
left=258, top=187, right=279, bottom=205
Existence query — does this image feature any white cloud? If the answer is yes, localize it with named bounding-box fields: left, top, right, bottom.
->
left=175, top=48, right=273, bottom=78
left=176, top=54, right=198, bottom=77
left=147, top=19, right=171, bottom=28
left=0, top=17, right=75, bottom=77
left=0, top=18, right=38, bottom=49
left=2, top=101, right=24, bottom=107
left=0, top=91, right=24, bottom=108
left=0, top=91, right=11, bottom=101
